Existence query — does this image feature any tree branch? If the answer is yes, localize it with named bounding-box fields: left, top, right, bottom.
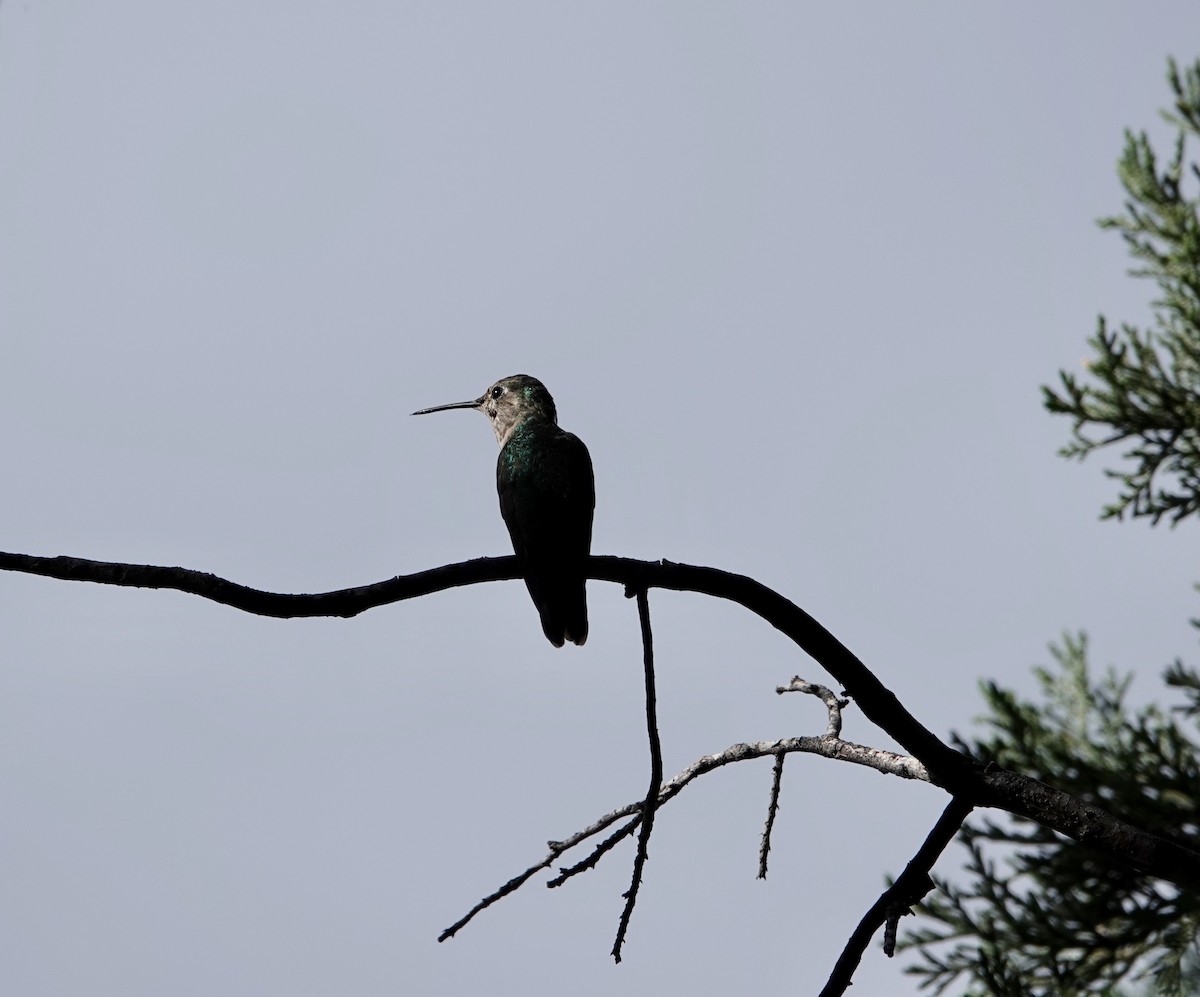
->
left=777, top=675, right=849, bottom=737
left=611, top=588, right=661, bottom=963
left=819, top=796, right=975, bottom=997
left=441, top=728, right=929, bottom=941
left=0, top=550, right=969, bottom=781
left=2, top=549, right=1198, bottom=890
left=758, top=677, right=850, bottom=878
left=758, top=751, right=786, bottom=879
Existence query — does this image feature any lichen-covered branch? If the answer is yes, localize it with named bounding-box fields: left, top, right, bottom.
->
left=440, top=717, right=931, bottom=942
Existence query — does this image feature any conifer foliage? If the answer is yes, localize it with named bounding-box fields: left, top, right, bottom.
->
left=906, top=59, right=1200, bottom=997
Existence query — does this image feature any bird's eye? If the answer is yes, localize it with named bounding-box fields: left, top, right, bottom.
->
left=490, top=386, right=504, bottom=399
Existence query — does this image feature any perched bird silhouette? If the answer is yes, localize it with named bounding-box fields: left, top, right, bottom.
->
left=413, top=375, right=595, bottom=647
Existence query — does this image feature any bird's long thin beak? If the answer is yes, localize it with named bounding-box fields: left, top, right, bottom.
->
left=411, top=395, right=484, bottom=416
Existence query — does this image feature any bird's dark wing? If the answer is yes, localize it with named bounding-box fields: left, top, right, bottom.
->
left=497, top=426, right=594, bottom=646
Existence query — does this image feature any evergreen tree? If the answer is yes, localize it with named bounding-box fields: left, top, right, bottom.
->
left=903, top=58, right=1200, bottom=997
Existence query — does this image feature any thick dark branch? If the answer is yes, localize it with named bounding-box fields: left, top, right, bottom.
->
left=0, top=550, right=969, bottom=784
left=974, top=768, right=1199, bottom=883
left=593, top=558, right=974, bottom=789
left=3, top=549, right=1199, bottom=890
left=0, top=550, right=517, bottom=619
left=819, top=797, right=975, bottom=997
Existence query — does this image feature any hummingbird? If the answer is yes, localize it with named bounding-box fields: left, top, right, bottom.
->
left=413, top=374, right=595, bottom=647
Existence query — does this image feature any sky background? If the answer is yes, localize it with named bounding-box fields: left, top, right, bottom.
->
left=2, top=5, right=1198, bottom=996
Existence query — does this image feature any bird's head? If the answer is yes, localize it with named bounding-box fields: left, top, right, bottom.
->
left=413, top=374, right=558, bottom=446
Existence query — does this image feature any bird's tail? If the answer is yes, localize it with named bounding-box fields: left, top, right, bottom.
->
left=536, top=579, right=588, bottom=648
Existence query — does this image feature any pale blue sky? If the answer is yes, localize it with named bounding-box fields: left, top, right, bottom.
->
left=2, top=5, right=1198, bottom=995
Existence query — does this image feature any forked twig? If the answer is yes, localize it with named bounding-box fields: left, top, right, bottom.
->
left=440, top=683, right=928, bottom=942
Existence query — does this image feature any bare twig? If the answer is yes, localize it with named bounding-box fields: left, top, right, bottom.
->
left=612, top=588, right=662, bottom=963
left=548, top=818, right=640, bottom=888
left=441, top=732, right=930, bottom=941
left=818, top=796, right=975, bottom=997
left=758, top=751, right=786, bottom=879
left=438, top=858, right=554, bottom=942
left=777, top=675, right=850, bottom=737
